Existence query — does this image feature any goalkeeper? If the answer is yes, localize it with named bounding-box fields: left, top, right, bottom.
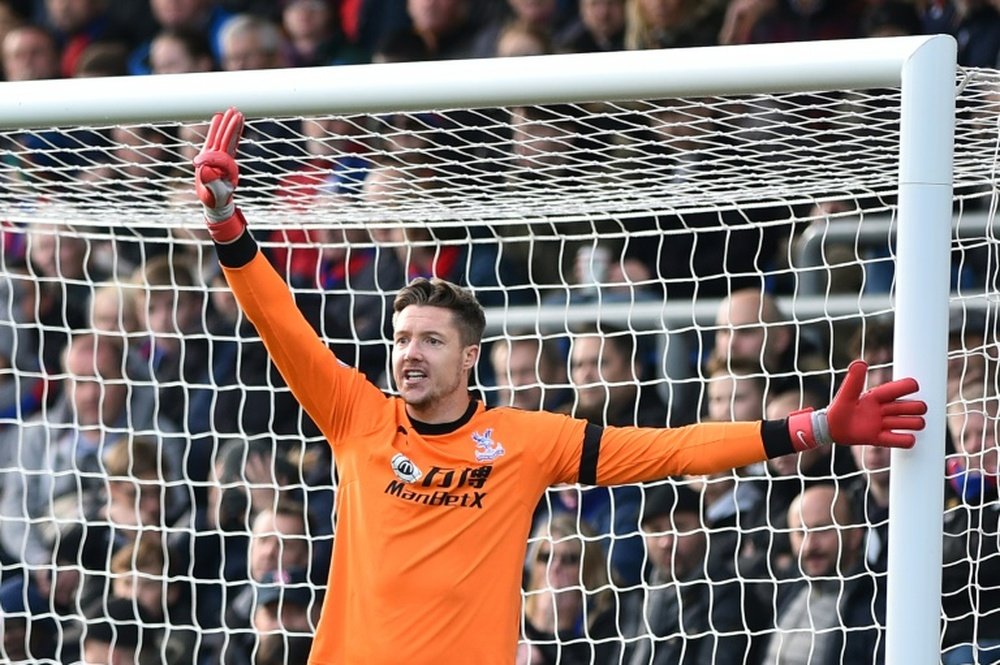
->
left=193, top=107, right=928, bottom=665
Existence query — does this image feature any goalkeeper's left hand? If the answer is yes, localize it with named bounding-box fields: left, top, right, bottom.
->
left=787, top=360, right=927, bottom=451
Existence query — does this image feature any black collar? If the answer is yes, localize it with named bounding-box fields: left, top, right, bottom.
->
left=409, top=398, right=478, bottom=436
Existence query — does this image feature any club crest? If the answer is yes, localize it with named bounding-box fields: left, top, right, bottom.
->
left=472, top=429, right=505, bottom=462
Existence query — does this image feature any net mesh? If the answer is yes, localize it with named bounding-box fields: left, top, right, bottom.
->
left=0, top=65, right=997, bottom=663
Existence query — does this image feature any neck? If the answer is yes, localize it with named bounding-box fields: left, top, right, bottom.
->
left=406, top=394, right=473, bottom=426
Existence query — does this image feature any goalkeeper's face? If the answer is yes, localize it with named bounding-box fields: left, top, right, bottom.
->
left=392, top=305, right=479, bottom=421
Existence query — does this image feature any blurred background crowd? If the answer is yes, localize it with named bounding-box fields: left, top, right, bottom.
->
left=0, top=0, right=999, bottom=664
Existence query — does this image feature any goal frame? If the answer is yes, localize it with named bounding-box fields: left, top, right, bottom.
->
left=0, top=35, right=956, bottom=663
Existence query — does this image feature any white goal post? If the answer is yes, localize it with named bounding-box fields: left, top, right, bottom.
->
left=0, top=35, right=961, bottom=664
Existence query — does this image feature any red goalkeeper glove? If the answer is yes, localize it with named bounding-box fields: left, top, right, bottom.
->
left=786, top=360, right=927, bottom=451
left=193, top=107, right=247, bottom=244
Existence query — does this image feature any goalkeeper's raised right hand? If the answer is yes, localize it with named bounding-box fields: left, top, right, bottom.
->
left=193, top=107, right=247, bottom=244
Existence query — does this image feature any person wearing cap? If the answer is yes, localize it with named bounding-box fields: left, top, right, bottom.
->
left=192, top=106, right=928, bottom=665
left=224, top=567, right=319, bottom=665
left=620, top=481, right=769, bottom=664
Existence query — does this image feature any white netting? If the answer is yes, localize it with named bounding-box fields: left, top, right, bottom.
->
left=0, top=61, right=996, bottom=664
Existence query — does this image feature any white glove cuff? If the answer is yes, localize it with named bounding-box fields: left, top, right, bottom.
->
left=204, top=201, right=235, bottom=223
left=811, top=408, right=832, bottom=447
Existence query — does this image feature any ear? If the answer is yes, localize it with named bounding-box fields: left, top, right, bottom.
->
left=463, top=344, right=480, bottom=372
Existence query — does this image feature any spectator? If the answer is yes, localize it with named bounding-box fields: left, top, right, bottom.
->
left=740, top=377, right=852, bottom=583
left=941, top=385, right=1000, bottom=663
left=861, top=0, right=922, bottom=38
left=94, top=436, right=173, bottom=549
left=135, top=253, right=223, bottom=444
left=109, top=536, right=198, bottom=663
left=748, top=0, right=861, bottom=43
left=183, top=439, right=254, bottom=653
left=717, top=0, right=775, bottom=44
left=494, top=18, right=553, bottom=56
left=690, top=356, right=767, bottom=576
left=364, top=163, right=521, bottom=310
left=148, top=26, right=215, bottom=74
left=621, top=481, right=768, bottom=664
left=219, top=12, right=288, bottom=71
left=0, top=1, right=28, bottom=75
left=90, top=282, right=142, bottom=341
left=281, top=0, right=365, bottom=66
left=0, top=522, right=96, bottom=663
left=0, top=332, right=187, bottom=566
left=352, top=0, right=413, bottom=60
left=255, top=631, right=315, bottom=665
left=217, top=14, right=304, bottom=181
left=0, top=294, right=47, bottom=428
left=204, top=263, right=317, bottom=438
left=541, top=322, right=666, bottom=585
left=1, top=22, right=58, bottom=80
left=556, top=0, right=626, bottom=52
left=710, top=286, right=827, bottom=391
left=36, top=0, right=135, bottom=77
left=921, top=0, right=1000, bottom=67
left=568, top=321, right=667, bottom=426
left=129, top=0, right=232, bottom=74
left=252, top=567, right=320, bottom=636
left=71, top=39, right=129, bottom=76
left=488, top=332, right=571, bottom=411
left=471, top=0, right=571, bottom=58
left=1, top=25, right=111, bottom=188
left=388, top=0, right=483, bottom=60
left=948, top=307, right=995, bottom=403
left=0, top=574, right=59, bottom=661
left=760, top=483, right=885, bottom=664
left=846, top=432, right=892, bottom=572
left=222, top=493, right=314, bottom=665
left=24, top=221, right=110, bottom=372
left=624, top=0, right=727, bottom=49
left=81, top=595, right=160, bottom=665
left=519, top=514, right=619, bottom=665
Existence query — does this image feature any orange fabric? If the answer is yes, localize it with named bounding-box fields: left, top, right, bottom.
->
left=223, top=251, right=771, bottom=665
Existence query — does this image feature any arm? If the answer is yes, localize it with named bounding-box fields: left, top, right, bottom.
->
left=193, top=108, right=384, bottom=442
left=591, top=361, right=926, bottom=485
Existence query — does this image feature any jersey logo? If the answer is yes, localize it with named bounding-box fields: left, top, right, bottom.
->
left=391, top=453, right=422, bottom=483
left=472, top=429, right=505, bottom=462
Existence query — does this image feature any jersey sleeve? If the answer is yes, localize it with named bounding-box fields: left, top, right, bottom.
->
left=217, top=232, right=387, bottom=444
left=589, top=420, right=787, bottom=486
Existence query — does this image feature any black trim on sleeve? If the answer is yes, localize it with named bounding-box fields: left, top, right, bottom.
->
left=578, top=423, right=604, bottom=486
left=762, top=419, right=795, bottom=459
left=215, top=229, right=258, bottom=269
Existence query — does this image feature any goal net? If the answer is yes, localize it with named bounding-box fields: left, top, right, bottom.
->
left=0, top=37, right=991, bottom=663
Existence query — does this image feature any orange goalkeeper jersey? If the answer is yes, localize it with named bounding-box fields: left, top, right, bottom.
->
left=220, top=239, right=792, bottom=665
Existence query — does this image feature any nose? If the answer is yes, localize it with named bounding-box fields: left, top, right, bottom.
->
left=402, top=340, right=422, bottom=361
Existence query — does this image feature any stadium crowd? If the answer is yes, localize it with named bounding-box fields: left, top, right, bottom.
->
left=0, top=0, right=998, bottom=664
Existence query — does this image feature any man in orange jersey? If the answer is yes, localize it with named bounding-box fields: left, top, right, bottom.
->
left=193, top=107, right=928, bottom=665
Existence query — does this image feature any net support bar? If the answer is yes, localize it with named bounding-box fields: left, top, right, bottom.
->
left=887, top=35, right=955, bottom=664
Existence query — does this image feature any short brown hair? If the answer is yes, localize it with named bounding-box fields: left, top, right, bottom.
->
left=393, top=278, right=485, bottom=347
left=105, top=436, right=163, bottom=479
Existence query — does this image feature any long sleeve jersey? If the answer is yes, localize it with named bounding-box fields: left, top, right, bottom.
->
left=216, top=231, right=797, bottom=665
